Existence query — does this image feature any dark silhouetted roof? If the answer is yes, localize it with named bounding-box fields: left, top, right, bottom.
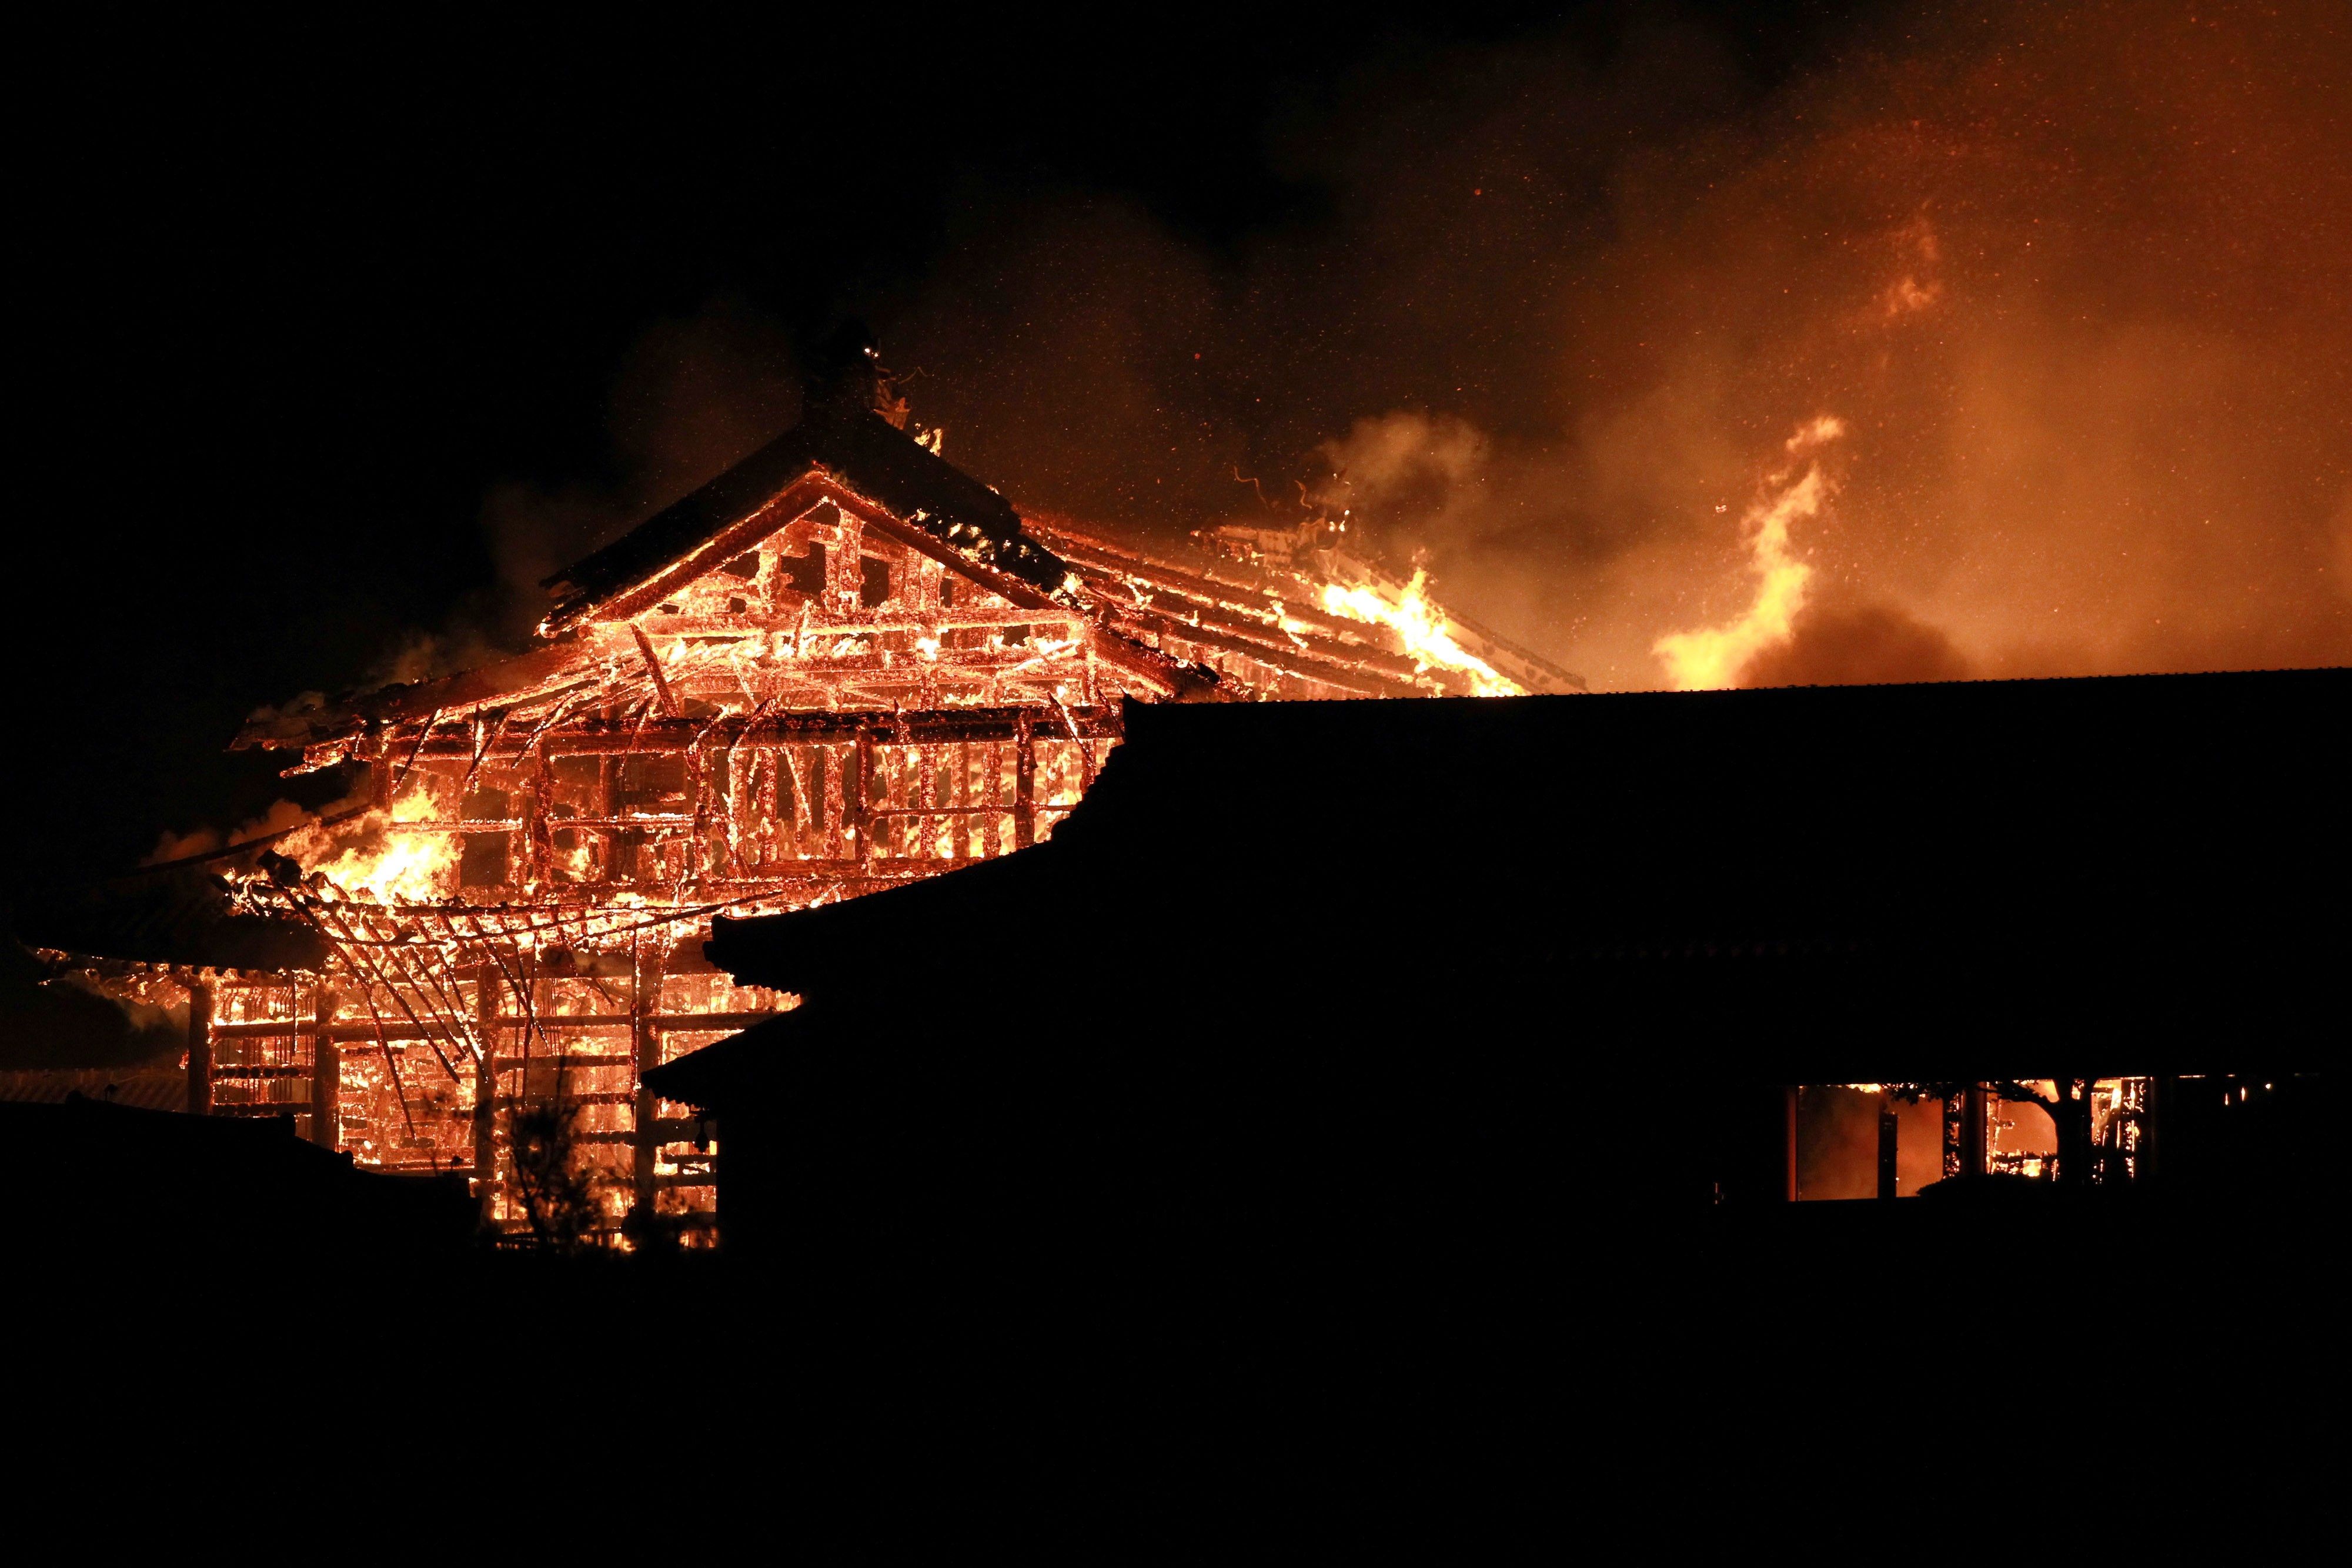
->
left=3, top=1093, right=477, bottom=1262
left=23, top=870, right=328, bottom=974
left=659, top=667, right=2351, bottom=1098
left=0, top=1066, right=188, bottom=1113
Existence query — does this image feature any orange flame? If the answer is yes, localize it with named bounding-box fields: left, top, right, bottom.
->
left=1319, top=569, right=1523, bottom=696
left=1653, top=416, right=1844, bottom=690
left=280, top=783, right=461, bottom=904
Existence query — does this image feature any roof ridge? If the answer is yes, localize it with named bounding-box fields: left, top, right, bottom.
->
left=539, top=405, right=1074, bottom=633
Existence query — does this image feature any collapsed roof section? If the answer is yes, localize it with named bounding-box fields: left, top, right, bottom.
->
left=1033, top=516, right=1582, bottom=700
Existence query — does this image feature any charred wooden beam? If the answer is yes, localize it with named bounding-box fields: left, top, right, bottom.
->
left=1014, top=711, right=1036, bottom=851
left=630, top=625, right=683, bottom=718
left=475, top=967, right=499, bottom=1192
left=1049, top=533, right=1358, bottom=628
left=1082, top=572, right=1424, bottom=675
left=849, top=728, right=873, bottom=870
left=632, top=941, right=662, bottom=1223
left=303, top=984, right=336, bottom=1148
left=1050, top=521, right=1584, bottom=693
left=1117, top=604, right=1448, bottom=693
left=313, top=1034, right=340, bottom=1149
left=1061, top=549, right=1372, bottom=646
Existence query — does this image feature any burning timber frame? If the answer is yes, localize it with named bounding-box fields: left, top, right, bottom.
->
left=145, top=398, right=1576, bottom=1242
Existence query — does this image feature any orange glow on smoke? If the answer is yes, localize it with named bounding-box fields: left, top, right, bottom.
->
left=281, top=783, right=461, bottom=905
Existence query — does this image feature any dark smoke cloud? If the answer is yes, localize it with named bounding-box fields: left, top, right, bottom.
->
left=865, top=0, right=2351, bottom=690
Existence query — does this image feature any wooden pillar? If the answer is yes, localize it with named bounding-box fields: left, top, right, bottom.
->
left=683, top=742, right=707, bottom=881
left=821, top=745, right=844, bottom=860
left=313, top=1039, right=342, bottom=1149
left=474, top=967, right=500, bottom=1212
left=523, top=750, right=554, bottom=887
left=2143, top=1074, right=2176, bottom=1182
left=309, top=985, right=340, bottom=1148
left=991, top=741, right=1011, bottom=858
left=850, top=727, right=873, bottom=871
left=1013, top=711, right=1036, bottom=850
left=1961, top=1085, right=1989, bottom=1179
left=369, top=740, right=392, bottom=809
left=1877, top=1105, right=1899, bottom=1199
left=631, top=939, right=664, bottom=1226
left=827, top=509, right=863, bottom=616
left=594, top=735, right=617, bottom=882
left=185, top=982, right=213, bottom=1116
left=1780, top=1084, right=1799, bottom=1201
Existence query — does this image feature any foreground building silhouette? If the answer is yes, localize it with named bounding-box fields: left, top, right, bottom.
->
left=12, top=670, right=2336, bottom=1500
left=650, top=668, right=2346, bottom=1266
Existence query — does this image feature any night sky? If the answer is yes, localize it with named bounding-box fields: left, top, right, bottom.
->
left=14, top=1, right=2347, bottom=919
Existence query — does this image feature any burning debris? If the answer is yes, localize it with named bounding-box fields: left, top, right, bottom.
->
left=56, top=386, right=1565, bottom=1245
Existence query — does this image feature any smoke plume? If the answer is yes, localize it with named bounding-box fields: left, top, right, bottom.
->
left=867, top=0, right=2351, bottom=690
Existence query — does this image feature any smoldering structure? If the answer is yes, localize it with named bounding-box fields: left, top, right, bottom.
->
left=49, top=363, right=1572, bottom=1243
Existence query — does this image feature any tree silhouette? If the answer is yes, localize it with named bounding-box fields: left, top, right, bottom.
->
left=506, top=1098, right=599, bottom=1251
left=1895, top=1078, right=2104, bottom=1186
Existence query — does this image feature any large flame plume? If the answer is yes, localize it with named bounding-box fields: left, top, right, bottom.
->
left=1652, top=417, right=1843, bottom=690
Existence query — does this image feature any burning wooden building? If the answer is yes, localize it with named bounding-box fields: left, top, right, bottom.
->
left=81, top=362, right=1574, bottom=1243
